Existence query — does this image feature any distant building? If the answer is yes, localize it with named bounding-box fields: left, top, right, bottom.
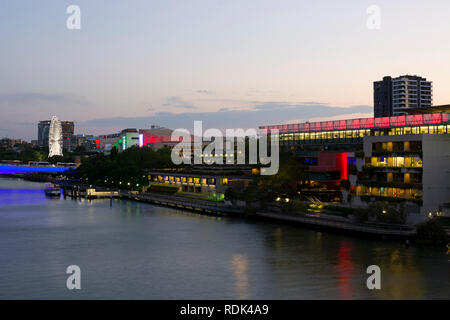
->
left=138, top=125, right=180, bottom=151
left=96, top=133, right=120, bottom=153
left=119, top=128, right=139, bottom=151
left=374, top=75, right=433, bottom=117
left=373, top=76, right=393, bottom=117
left=0, top=138, right=22, bottom=149
left=37, top=120, right=74, bottom=149
left=71, top=134, right=98, bottom=152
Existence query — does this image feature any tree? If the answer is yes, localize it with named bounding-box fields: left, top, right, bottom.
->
left=416, top=218, right=448, bottom=245
left=364, top=201, right=407, bottom=224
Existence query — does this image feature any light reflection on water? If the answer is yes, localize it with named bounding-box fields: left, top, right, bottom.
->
left=0, top=177, right=448, bottom=299
left=231, top=254, right=250, bottom=299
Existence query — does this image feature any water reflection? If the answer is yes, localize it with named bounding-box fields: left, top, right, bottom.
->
left=0, top=177, right=448, bottom=299
left=231, top=254, right=250, bottom=299
left=336, top=241, right=354, bottom=299
left=373, top=248, right=424, bottom=299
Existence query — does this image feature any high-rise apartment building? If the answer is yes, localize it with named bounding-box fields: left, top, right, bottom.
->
left=374, top=75, right=432, bottom=117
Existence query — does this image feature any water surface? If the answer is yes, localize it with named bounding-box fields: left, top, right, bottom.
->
left=0, top=177, right=448, bottom=299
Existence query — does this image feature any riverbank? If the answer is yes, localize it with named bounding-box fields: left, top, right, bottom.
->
left=9, top=177, right=431, bottom=241
left=254, top=211, right=416, bottom=240
left=3, top=176, right=449, bottom=299
left=117, top=189, right=418, bottom=240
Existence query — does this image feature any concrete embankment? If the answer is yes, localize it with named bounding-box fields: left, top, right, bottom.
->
left=57, top=182, right=417, bottom=240
left=120, top=191, right=243, bottom=216
left=120, top=191, right=416, bottom=239
left=255, top=211, right=416, bottom=239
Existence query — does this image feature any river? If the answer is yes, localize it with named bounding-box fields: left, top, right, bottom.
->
left=0, top=177, right=448, bottom=299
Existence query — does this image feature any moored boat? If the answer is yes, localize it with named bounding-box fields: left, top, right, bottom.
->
left=44, top=183, right=61, bottom=196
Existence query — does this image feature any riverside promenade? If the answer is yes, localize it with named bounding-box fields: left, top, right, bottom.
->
left=255, top=211, right=416, bottom=238
left=120, top=190, right=243, bottom=215
left=119, top=190, right=416, bottom=239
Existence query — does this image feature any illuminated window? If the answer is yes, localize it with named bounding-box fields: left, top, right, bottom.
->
left=420, top=126, right=428, bottom=134
left=221, top=178, right=228, bottom=185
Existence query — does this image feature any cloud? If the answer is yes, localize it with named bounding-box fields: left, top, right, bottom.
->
left=80, top=103, right=373, bottom=132
left=0, top=92, right=89, bottom=106
left=162, top=96, right=198, bottom=110
left=196, top=90, right=215, bottom=95
left=250, top=101, right=329, bottom=110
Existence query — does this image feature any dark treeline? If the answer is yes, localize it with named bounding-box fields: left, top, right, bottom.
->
left=0, top=145, right=86, bottom=163
left=66, top=146, right=174, bottom=190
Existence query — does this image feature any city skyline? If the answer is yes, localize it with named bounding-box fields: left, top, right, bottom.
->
left=1, top=0, right=450, bottom=140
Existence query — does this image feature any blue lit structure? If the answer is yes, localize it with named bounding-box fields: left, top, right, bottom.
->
left=0, top=165, right=73, bottom=174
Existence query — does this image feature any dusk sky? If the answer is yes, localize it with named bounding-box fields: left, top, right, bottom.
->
left=1, top=0, right=450, bottom=140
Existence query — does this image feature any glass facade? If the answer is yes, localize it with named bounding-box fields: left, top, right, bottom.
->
left=260, top=113, right=450, bottom=145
